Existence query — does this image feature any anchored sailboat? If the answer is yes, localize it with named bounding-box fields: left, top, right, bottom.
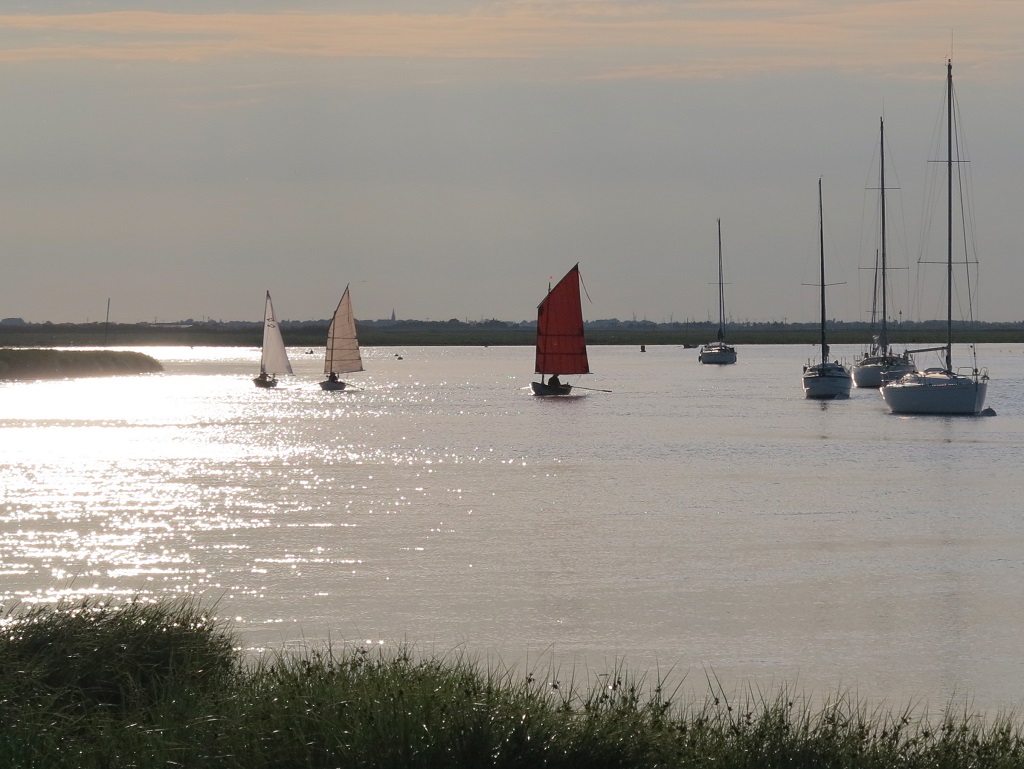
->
left=699, top=218, right=737, bottom=365
left=532, top=263, right=589, bottom=396
left=320, top=285, right=363, bottom=391
left=802, top=178, right=852, bottom=400
left=253, top=291, right=292, bottom=388
left=881, top=60, right=989, bottom=415
left=852, top=117, right=914, bottom=388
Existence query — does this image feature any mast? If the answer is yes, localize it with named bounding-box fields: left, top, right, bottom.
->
left=717, top=218, right=725, bottom=341
left=818, top=178, right=828, bottom=362
left=945, top=58, right=953, bottom=372
left=879, top=117, right=888, bottom=352
left=260, top=291, right=271, bottom=375
left=103, top=298, right=111, bottom=347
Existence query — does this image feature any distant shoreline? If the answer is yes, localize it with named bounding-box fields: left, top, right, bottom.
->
left=0, top=349, right=163, bottom=381
left=1, top=321, right=1022, bottom=348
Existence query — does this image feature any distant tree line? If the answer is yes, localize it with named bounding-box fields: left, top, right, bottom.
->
left=2, top=317, right=1023, bottom=347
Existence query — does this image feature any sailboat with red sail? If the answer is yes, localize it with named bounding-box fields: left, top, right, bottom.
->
left=532, top=263, right=590, bottom=396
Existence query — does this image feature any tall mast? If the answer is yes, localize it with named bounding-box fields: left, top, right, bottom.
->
left=717, top=218, right=725, bottom=341
left=103, top=298, right=111, bottom=347
left=945, top=59, right=953, bottom=372
left=819, top=178, right=828, bottom=362
left=879, top=117, right=888, bottom=351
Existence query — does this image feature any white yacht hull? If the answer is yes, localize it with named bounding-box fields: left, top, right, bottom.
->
left=851, top=356, right=915, bottom=388
left=802, top=362, right=852, bottom=400
left=699, top=344, right=737, bottom=365
left=880, top=370, right=988, bottom=414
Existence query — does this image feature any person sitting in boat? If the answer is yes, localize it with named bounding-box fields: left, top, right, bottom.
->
left=548, top=374, right=561, bottom=387
left=327, top=372, right=339, bottom=382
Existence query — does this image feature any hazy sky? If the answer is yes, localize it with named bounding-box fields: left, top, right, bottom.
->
left=2, top=2, right=1023, bottom=324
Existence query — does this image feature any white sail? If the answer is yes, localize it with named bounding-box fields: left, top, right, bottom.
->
left=324, top=285, right=364, bottom=376
left=260, top=291, right=293, bottom=376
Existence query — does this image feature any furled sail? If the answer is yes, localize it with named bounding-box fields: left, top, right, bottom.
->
left=534, top=264, right=590, bottom=376
left=324, top=285, right=364, bottom=376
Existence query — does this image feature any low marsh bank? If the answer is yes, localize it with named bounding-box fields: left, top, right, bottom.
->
left=1, top=599, right=1021, bottom=768
left=3, top=322, right=1023, bottom=348
left=0, top=349, right=163, bottom=380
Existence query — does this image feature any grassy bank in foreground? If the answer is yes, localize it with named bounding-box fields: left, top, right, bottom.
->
left=0, top=349, right=163, bottom=380
left=1, top=599, right=1021, bottom=768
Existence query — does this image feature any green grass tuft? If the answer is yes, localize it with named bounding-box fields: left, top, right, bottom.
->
left=0, top=598, right=1022, bottom=768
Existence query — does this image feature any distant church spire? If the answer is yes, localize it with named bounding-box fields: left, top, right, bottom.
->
left=390, top=309, right=396, bottom=321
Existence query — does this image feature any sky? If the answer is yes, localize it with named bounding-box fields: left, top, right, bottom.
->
left=1, top=1, right=1023, bottom=325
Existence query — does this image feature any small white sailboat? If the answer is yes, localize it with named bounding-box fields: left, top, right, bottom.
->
left=852, top=117, right=914, bottom=388
left=320, top=285, right=363, bottom=391
left=253, top=291, right=293, bottom=388
left=532, top=263, right=590, bottom=396
left=802, top=178, right=852, bottom=400
left=881, top=60, right=989, bottom=415
left=699, top=218, right=737, bottom=365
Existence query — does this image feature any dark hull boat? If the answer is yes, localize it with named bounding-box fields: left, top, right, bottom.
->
left=532, top=264, right=589, bottom=396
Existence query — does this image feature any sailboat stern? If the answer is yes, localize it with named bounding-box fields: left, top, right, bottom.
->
left=802, top=361, right=852, bottom=399
left=851, top=354, right=915, bottom=388
left=698, top=342, right=737, bottom=365
left=880, top=369, right=988, bottom=414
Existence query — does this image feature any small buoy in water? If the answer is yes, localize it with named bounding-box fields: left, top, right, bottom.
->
left=981, top=407, right=997, bottom=416
left=640, top=345, right=646, bottom=353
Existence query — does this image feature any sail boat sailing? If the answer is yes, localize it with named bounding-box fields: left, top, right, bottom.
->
left=253, top=291, right=293, bottom=388
left=699, top=218, right=737, bottom=364
left=851, top=117, right=914, bottom=387
left=881, top=60, right=989, bottom=415
left=320, top=285, right=364, bottom=391
left=802, top=179, right=852, bottom=399
left=532, top=263, right=590, bottom=396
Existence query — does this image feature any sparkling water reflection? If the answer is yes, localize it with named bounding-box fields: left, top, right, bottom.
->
left=1, top=344, right=1022, bottom=710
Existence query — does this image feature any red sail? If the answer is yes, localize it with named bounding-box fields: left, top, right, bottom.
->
left=534, top=264, right=590, bottom=375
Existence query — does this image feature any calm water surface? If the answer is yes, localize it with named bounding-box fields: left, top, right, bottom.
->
left=1, top=343, right=1022, bottom=711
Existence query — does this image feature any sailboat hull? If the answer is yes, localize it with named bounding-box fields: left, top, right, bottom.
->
left=698, top=343, right=737, bottom=365
left=880, top=370, right=987, bottom=414
left=253, top=375, right=277, bottom=389
left=851, top=355, right=915, bottom=388
left=320, top=379, right=348, bottom=391
left=802, top=362, right=852, bottom=399
left=531, top=381, right=573, bottom=396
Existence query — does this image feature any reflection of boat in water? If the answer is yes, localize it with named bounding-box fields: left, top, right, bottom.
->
left=320, top=285, right=363, bottom=391
left=852, top=117, right=914, bottom=388
left=531, top=264, right=589, bottom=396
left=881, top=60, right=989, bottom=415
left=699, top=218, right=737, bottom=365
left=253, top=291, right=292, bottom=388
left=802, top=179, right=852, bottom=400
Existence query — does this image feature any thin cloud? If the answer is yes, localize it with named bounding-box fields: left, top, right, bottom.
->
left=0, top=3, right=1021, bottom=80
